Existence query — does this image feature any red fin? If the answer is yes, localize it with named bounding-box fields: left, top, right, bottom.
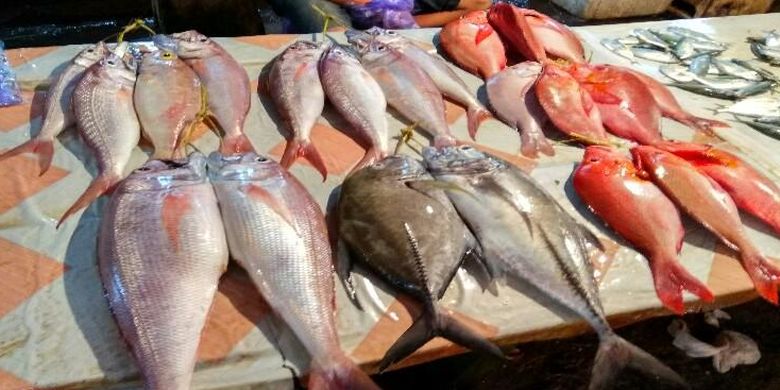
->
left=308, top=356, right=380, bottom=390
left=219, top=133, right=256, bottom=155
left=242, top=183, right=300, bottom=234
left=650, top=255, right=714, bottom=314
left=57, top=174, right=119, bottom=228
left=475, top=24, right=493, bottom=45
left=687, top=116, right=730, bottom=136
left=467, top=105, right=492, bottom=140
left=740, top=250, right=780, bottom=304
left=434, top=134, right=458, bottom=149
left=162, top=191, right=192, bottom=252
left=0, top=138, right=55, bottom=176
left=280, top=138, right=328, bottom=181
left=582, top=82, right=623, bottom=105
left=349, top=147, right=384, bottom=176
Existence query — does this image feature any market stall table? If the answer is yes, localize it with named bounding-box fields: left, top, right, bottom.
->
left=0, top=13, right=779, bottom=389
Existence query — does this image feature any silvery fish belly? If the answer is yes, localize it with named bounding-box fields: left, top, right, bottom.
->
left=98, top=153, right=228, bottom=390
left=207, top=152, right=379, bottom=389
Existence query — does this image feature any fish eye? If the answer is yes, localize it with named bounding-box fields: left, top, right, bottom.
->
left=256, top=156, right=268, bottom=162
left=87, top=48, right=94, bottom=53
left=161, top=51, right=174, bottom=59
left=107, top=59, right=116, bottom=65
left=459, top=145, right=473, bottom=151
left=198, top=37, right=208, bottom=43
left=387, top=30, right=397, bottom=35
left=377, top=45, right=386, bottom=51
left=589, top=158, right=599, bottom=163
left=137, top=166, right=151, bottom=172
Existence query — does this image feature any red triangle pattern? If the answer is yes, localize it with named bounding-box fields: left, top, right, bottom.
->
left=5, top=46, right=57, bottom=68
left=0, top=154, right=69, bottom=215
left=0, top=90, right=44, bottom=133
left=0, top=369, right=33, bottom=390
left=0, top=237, right=66, bottom=319
left=268, top=123, right=365, bottom=176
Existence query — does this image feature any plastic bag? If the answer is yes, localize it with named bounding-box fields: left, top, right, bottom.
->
left=0, top=40, right=23, bottom=107
left=348, top=0, right=419, bottom=30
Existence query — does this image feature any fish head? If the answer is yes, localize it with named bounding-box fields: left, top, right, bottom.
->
left=367, top=155, right=426, bottom=180
left=629, top=145, right=676, bottom=175
left=122, top=152, right=208, bottom=192
left=345, top=29, right=373, bottom=52
left=97, top=51, right=137, bottom=84
left=361, top=39, right=395, bottom=63
left=139, top=48, right=181, bottom=72
left=74, top=42, right=109, bottom=67
left=422, top=145, right=500, bottom=176
left=578, top=146, right=637, bottom=178
left=283, top=40, right=328, bottom=62
left=170, top=30, right=216, bottom=59
left=153, top=34, right=179, bottom=52
left=322, top=44, right=361, bottom=67
left=207, top=152, right=284, bottom=183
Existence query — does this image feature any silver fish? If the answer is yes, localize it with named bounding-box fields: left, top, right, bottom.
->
left=689, top=40, right=727, bottom=53
left=741, top=118, right=780, bottom=140
left=672, top=80, right=773, bottom=99
left=661, top=64, right=696, bottom=82
left=688, top=55, right=711, bottom=76
left=0, top=42, right=108, bottom=175
left=632, top=29, right=670, bottom=50
left=632, top=47, right=679, bottom=63
left=693, top=76, right=756, bottom=91
left=62, top=49, right=141, bottom=227
left=755, top=116, right=780, bottom=124
left=368, top=28, right=492, bottom=139
left=99, top=154, right=228, bottom=390
left=360, top=40, right=456, bottom=147
left=616, top=36, right=641, bottom=45
left=649, top=28, right=683, bottom=44
left=712, top=59, right=764, bottom=81
left=751, top=43, right=780, bottom=65
left=422, top=145, right=686, bottom=389
left=730, top=59, right=777, bottom=81
left=716, top=96, right=780, bottom=117
left=600, top=38, right=636, bottom=62
left=208, top=152, right=379, bottom=389
left=748, top=30, right=780, bottom=48
left=673, top=38, right=697, bottom=60
left=667, top=26, right=717, bottom=43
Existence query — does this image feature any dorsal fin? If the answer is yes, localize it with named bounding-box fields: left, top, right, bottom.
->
left=403, top=222, right=435, bottom=310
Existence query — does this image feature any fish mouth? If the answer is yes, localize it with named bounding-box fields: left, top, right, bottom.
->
left=206, top=152, right=277, bottom=181
left=422, top=146, right=498, bottom=174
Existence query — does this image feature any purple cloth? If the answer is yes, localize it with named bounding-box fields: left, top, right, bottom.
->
left=348, top=0, right=419, bottom=30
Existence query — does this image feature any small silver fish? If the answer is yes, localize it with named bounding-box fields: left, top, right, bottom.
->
left=693, top=76, right=757, bottom=91
left=600, top=38, right=635, bottom=62
left=660, top=64, right=695, bottom=82
left=751, top=43, right=780, bottom=65
left=717, top=96, right=780, bottom=117
left=740, top=117, right=780, bottom=140
left=632, top=28, right=670, bottom=50
left=712, top=59, right=764, bottom=81
left=632, top=47, right=678, bottom=63
left=617, top=36, right=640, bottom=45
left=650, top=28, right=683, bottom=44
left=673, top=38, right=697, bottom=60
left=688, top=55, right=711, bottom=76
left=730, top=59, right=777, bottom=81
left=748, top=30, right=780, bottom=48
left=755, top=116, right=780, bottom=124
left=689, top=40, right=727, bottom=52
left=667, top=26, right=717, bottom=43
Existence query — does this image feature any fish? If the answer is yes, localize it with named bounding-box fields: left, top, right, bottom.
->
left=667, top=26, right=717, bottom=43
left=573, top=146, right=714, bottom=314
left=208, top=152, right=379, bottom=389
left=170, top=30, right=255, bottom=155
left=673, top=38, right=697, bottom=60
left=338, top=155, right=503, bottom=371
left=134, top=48, right=201, bottom=161
left=600, top=38, right=636, bottom=62
left=716, top=96, right=780, bottom=117
left=360, top=40, right=456, bottom=148
left=617, top=36, right=641, bottom=45
left=730, top=59, right=777, bottom=81
left=671, top=80, right=774, bottom=100
left=739, top=117, right=780, bottom=140
left=423, top=145, right=687, bottom=389
left=654, top=141, right=780, bottom=238
left=98, top=154, right=228, bottom=389
left=365, top=28, right=492, bottom=140
left=649, top=28, right=683, bottom=44
left=688, top=40, right=726, bottom=53
left=487, top=3, right=547, bottom=62
left=268, top=40, right=328, bottom=179
left=632, top=146, right=780, bottom=304
left=632, top=29, right=671, bottom=50
left=755, top=116, right=780, bottom=124
left=621, top=67, right=728, bottom=134
left=512, top=6, right=586, bottom=63
left=535, top=64, right=609, bottom=145
left=748, top=30, right=780, bottom=48
left=660, top=64, right=696, bottom=82
left=486, top=62, right=554, bottom=158
left=750, top=43, right=780, bottom=65
left=438, top=10, right=506, bottom=79
left=712, top=59, right=764, bottom=81
left=318, top=44, right=388, bottom=173
left=688, top=54, right=711, bottom=76
left=61, top=50, right=141, bottom=227
left=0, top=43, right=107, bottom=175
left=568, top=64, right=663, bottom=145
left=631, top=47, right=679, bottom=63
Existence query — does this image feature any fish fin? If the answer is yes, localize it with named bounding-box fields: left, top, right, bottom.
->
left=405, top=179, right=477, bottom=201
left=309, top=355, right=379, bottom=390
left=0, top=138, right=55, bottom=176
left=348, top=147, right=383, bottom=177
left=161, top=191, right=192, bottom=253
left=475, top=24, right=493, bottom=46
left=519, top=127, right=555, bottom=158
left=687, top=116, right=731, bottom=136
left=462, top=248, right=499, bottom=295
left=280, top=138, right=328, bottom=181
left=57, top=174, right=119, bottom=228
left=434, top=134, right=458, bottom=149
left=739, top=250, right=780, bottom=305
left=650, top=255, right=714, bottom=314
left=590, top=334, right=689, bottom=390
left=241, top=183, right=301, bottom=236
left=219, top=133, right=255, bottom=155
left=336, top=239, right=361, bottom=309
left=467, top=105, right=492, bottom=140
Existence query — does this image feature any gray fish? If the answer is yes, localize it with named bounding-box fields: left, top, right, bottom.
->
left=672, top=80, right=773, bottom=99
left=338, top=155, right=503, bottom=371
left=649, top=28, right=683, bottom=44
left=667, top=26, right=717, bottom=43
left=688, top=55, right=711, bottom=76
left=712, top=59, right=764, bottom=81
left=99, top=154, right=228, bottom=390
left=730, top=59, right=777, bottom=81
left=600, top=38, right=636, bottom=62
left=632, top=28, right=670, bottom=50
left=422, top=145, right=687, bottom=390
left=755, top=116, right=780, bottom=124
left=673, top=38, right=697, bottom=60
left=660, top=64, right=695, bottom=82
left=632, top=47, right=678, bottom=63
left=209, top=152, right=380, bottom=389
left=0, top=42, right=108, bottom=175
left=692, top=76, right=756, bottom=91
left=751, top=43, right=780, bottom=65
left=738, top=116, right=780, bottom=140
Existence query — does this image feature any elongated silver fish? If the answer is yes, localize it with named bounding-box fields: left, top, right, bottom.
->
left=360, top=40, right=457, bottom=148
left=61, top=50, right=141, bottom=227
left=667, top=26, right=716, bottom=43
left=649, top=28, right=683, bottom=44
left=208, top=152, right=379, bottom=389
left=712, top=59, right=764, bottom=81
left=0, top=43, right=107, bottom=175
left=716, top=96, right=780, bottom=117
left=632, top=47, right=678, bottom=63
left=423, top=145, right=687, bottom=390
left=600, top=38, right=636, bottom=62
left=99, top=154, right=228, bottom=389
left=364, top=28, right=492, bottom=139
left=486, top=62, right=554, bottom=158
left=268, top=40, right=329, bottom=179
left=673, top=38, right=697, bottom=60
left=688, top=55, right=711, bottom=76
left=318, top=45, right=388, bottom=173
left=171, top=30, right=255, bottom=155
left=751, top=42, right=780, bottom=65
left=632, top=29, right=670, bottom=50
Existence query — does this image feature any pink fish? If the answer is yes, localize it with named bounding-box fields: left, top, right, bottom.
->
left=439, top=10, right=507, bottom=79
left=573, top=146, right=713, bottom=313
left=514, top=7, right=585, bottom=63
left=632, top=145, right=780, bottom=304
left=487, top=2, right=547, bottom=62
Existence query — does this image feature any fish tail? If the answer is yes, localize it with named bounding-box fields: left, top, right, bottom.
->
left=590, top=334, right=688, bottom=390
left=467, top=105, right=492, bottom=140
left=0, top=137, right=55, bottom=176
left=519, top=128, right=555, bottom=159
left=376, top=303, right=504, bottom=373
left=57, top=173, right=119, bottom=229
left=649, top=255, right=714, bottom=314
left=280, top=138, right=328, bottom=181
left=434, top=134, right=458, bottom=149
left=678, top=115, right=730, bottom=136
left=740, top=249, right=780, bottom=305
left=219, top=133, right=256, bottom=156
left=348, top=147, right=384, bottom=176
left=309, top=355, right=379, bottom=390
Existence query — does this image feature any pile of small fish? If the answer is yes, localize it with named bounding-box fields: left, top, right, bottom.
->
left=716, top=95, right=780, bottom=138
left=574, top=143, right=780, bottom=314
left=338, top=146, right=688, bottom=388
left=602, top=26, right=777, bottom=100
left=749, top=30, right=780, bottom=66
left=435, top=3, right=728, bottom=158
